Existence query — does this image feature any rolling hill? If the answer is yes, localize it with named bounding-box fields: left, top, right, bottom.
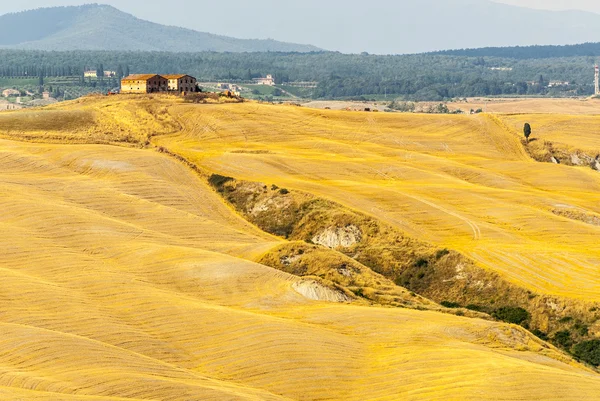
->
left=0, top=4, right=321, bottom=52
left=1, top=96, right=600, bottom=399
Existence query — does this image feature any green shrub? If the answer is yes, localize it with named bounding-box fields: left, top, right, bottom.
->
left=492, top=307, right=529, bottom=325
left=553, top=330, right=573, bottom=348
left=414, top=258, right=429, bottom=268
left=559, top=316, right=573, bottom=324
left=466, top=304, right=483, bottom=312
left=435, top=249, right=450, bottom=259
left=572, top=340, right=600, bottom=367
left=279, top=188, right=290, bottom=195
left=574, top=321, right=589, bottom=336
left=208, top=174, right=234, bottom=188
left=441, top=301, right=461, bottom=309
left=531, top=329, right=548, bottom=341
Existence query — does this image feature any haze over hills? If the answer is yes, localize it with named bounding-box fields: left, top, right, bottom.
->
left=193, top=0, right=600, bottom=54
left=230, top=0, right=600, bottom=54
left=0, top=4, right=321, bottom=52
left=4, top=1, right=600, bottom=54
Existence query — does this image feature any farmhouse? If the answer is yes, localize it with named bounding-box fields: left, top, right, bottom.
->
left=121, top=74, right=168, bottom=94
left=164, top=74, right=197, bottom=93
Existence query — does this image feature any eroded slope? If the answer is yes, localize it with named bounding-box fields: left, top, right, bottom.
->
left=158, top=103, right=600, bottom=303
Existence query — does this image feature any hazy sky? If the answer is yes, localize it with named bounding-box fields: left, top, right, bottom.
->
left=3, top=1, right=600, bottom=33
left=2, top=0, right=600, bottom=16
left=3, top=0, right=600, bottom=53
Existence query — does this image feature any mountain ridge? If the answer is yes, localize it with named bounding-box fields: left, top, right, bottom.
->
left=0, top=4, right=322, bottom=53
left=139, top=0, right=600, bottom=54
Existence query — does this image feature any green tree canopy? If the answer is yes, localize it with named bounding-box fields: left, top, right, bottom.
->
left=524, top=123, right=532, bottom=143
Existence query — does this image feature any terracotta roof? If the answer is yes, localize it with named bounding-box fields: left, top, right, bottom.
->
left=121, top=74, right=162, bottom=81
left=163, top=74, right=195, bottom=80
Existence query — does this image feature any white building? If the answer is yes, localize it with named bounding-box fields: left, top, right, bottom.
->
left=253, top=74, right=275, bottom=86
left=84, top=71, right=116, bottom=78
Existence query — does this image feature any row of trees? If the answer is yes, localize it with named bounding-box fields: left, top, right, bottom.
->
left=0, top=64, right=130, bottom=78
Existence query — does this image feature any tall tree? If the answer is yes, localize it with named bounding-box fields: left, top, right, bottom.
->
left=524, top=123, right=532, bottom=143
left=538, top=74, right=546, bottom=87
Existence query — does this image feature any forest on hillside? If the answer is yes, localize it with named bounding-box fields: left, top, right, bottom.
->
left=0, top=49, right=598, bottom=100
left=430, top=42, right=600, bottom=59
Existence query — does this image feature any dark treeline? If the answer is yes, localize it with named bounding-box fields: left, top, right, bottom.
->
left=0, top=50, right=598, bottom=100
left=430, top=42, right=600, bottom=60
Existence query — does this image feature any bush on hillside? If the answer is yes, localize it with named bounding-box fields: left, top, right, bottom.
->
left=435, top=249, right=450, bottom=259
left=574, top=322, right=589, bottom=336
left=573, top=340, right=600, bottom=367
left=414, top=258, right=429, bottom=268
left=553, top=330, right=573, bottom=349
left=183, top=92, right=220, bottom=103
left=208, top=174, right=234, bottom=189
left=492, top=307, right=529, bottom=325
left=441, top=301, right=461, bottom=309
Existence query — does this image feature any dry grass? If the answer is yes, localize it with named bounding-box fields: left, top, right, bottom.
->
left=500, top=113, right=600, bottom=156
left=0, top=95, right=181, bottom=145
left=0, top=109, right=95, bottom=131
left=448, top=97, right=600, bottom=115
left=156, top=102, right=600, bottom=303
left=2, top=98, right=600, bottom=399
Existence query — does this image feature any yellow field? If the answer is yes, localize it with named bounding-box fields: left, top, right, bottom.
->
left=1, top=97, right=600, bottom=399
left=448, top=97, right=600, bottom=115
left=155, top=103, right=600, bottom=303
left=500, top=113, right=600, bottom=154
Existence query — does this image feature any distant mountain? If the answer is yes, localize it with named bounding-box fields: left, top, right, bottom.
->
left=183, top=0, right=600, bottom=54
left=0, top=4, right=321, bottom=52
